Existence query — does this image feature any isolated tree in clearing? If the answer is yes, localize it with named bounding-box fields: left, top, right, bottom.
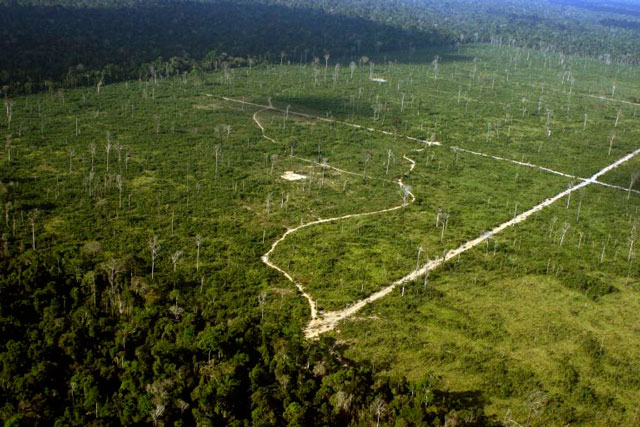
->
left=148, top=235, right=160, bottom=279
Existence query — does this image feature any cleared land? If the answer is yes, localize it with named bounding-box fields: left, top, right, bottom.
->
left=3, top=44, right=640, bottom=425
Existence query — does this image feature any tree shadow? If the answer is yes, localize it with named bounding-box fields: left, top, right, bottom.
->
left=0, top=1, right=459, bottom=89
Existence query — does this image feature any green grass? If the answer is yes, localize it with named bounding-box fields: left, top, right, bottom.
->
left=271, top=146, right=571, bottom=311
left=336, top=185, right=640, bottom=425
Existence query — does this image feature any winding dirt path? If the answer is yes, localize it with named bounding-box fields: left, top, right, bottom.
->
left=223, top=96, right=440, bottom=147
left=224, top=95, right=640, bottom=338
left=252, top=108, right=277, bottom=143
left=250, top=106, right=417, bottom=323
left=231, top=96, right=636, bottom=196
left=305, top=146, right=640, bottom=338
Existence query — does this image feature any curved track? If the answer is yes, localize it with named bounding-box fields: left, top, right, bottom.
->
left=250, top=105, right=418, bottom=325
left=225, top=96, right=640, bottom=339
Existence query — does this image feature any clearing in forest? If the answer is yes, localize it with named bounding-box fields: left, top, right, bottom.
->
left=217, top=44, right=640, bottom=424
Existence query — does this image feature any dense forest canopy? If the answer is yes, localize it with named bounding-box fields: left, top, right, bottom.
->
left=3, top=0, right=640, bottom=92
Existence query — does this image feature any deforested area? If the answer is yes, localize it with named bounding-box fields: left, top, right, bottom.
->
left=2, top=1, right=640, bottom=425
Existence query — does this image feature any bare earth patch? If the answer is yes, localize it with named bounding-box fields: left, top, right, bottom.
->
left=281, top=171, right=307, bottom=181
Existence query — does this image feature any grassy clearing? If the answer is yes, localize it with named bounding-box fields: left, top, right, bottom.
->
left=271, top=146, right=570, bottom=311
left=337, top=185, right=640, bottom=425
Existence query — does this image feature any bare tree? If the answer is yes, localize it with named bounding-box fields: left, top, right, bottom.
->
left=168, top=299, right=184, bottom=320
left=608, top=131, right=616, bottom=156
left=628, top=172, right=639, bottom=200
left=28, top=209, right=38, bottom=250
left=88, top=170, right=95, bottom=197
left=148, top=235, right=160, bottom=279
left=432, top=56, right=440, bottom=80
left=566, top=181, right=574, bottom=209
left=548, top=216, right=558, bottom=238
left=423, top=259, right=430, bottom=289
left=170, top=207, right=174, bottom=236
left=105, top=132, right=112, bottom=172
left=289, top=138, right=296, bottom=168
left=170, top=250, right=183, bottom=272
left=195, top=234, right=202, bottom=272
left=362, top=152, right=372, bottom=180
left=103, top=258, right=125, bottom=294
left=577, top=231, right=584, bottom=250
left=628, top=225, right=638, bottom=262
left=96, top=76, right=104, bottom=94
left=284, top=105, right=291, bottom=129
left=323, top=53, right=330, bottom=80
left=349, top=61, right=357, bottom=79
left=372, top=397, right=387, bottom=427
left=89, top=142, right=96, bottom=172
left=440, top=212, right=449, bottom=242
left=4, top=99, right=13, bottom=130
left=116, top=175, right=123, bottom=210
left=583, top=113, right=588, bottom=131
left=214, top=144, right=222, bottom=176
left=401, top=184, right=412, bottom=207
left=258, top=291, right=267, bottom=320
left=385, top=149, right=393, bottom=175
left=559, top=222, right=570, bottom=246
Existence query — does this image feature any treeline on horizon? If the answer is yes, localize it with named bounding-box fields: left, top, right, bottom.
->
left=0, top=1, right=453, bottom=94
left=3, top=0, right=640, bottom=94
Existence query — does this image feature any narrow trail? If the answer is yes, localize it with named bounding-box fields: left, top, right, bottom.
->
left=252, top=108, right=277, bottom=143
left=305, top=146, right=640, bottom=338
left=250, top=106, right=417, bottom=323
left=454, top=146, right=577, bottom=180
left=293, top=156, right=384, bottom=181
left=223, top=96, right=440, bottom=147
left=233, top=96, right=637, bottom=196
left=454, top=146, right=640, bottom=195
left=294, top=151, right=421, bottom=184
left=224, top=95, right=640, bottom=338
left=586, top=94, right=640, bottom=107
